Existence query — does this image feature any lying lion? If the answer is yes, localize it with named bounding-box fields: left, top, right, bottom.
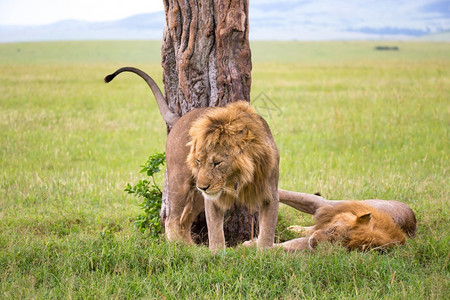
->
left=106, top=67, right=280, bottom=251
left=277, top=191, right=417, bottom=252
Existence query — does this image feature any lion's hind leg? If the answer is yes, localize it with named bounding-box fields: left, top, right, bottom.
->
left=165, top=175, right=197, bottom=244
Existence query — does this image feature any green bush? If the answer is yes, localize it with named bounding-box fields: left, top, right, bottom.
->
left=125, top=152, right=166, bottom=235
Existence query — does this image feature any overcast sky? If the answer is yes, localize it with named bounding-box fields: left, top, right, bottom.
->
left=0, top=0, right=448, bottom=31
left=0, top=0, right=164, bottom=25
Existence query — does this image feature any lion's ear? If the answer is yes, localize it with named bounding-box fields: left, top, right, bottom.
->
left=356, top=213, right=371, bottom=224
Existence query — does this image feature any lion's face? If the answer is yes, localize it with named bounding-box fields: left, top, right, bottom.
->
left=191, top=145, right=239, bottom=201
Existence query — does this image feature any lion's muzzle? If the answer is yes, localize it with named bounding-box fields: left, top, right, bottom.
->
left=197, top=184, right=210, bottom=192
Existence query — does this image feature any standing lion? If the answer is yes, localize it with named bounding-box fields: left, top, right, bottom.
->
left=106, top=67, right=279, bottom=251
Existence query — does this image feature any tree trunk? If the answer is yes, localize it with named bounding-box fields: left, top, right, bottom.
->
left=160, top=0, right=256, bottom=246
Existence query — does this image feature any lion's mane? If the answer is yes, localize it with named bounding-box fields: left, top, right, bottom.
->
left=186, top=101, right=277, bottom=210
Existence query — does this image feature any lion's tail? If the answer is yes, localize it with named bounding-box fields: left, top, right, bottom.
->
left=104, top=67, right=180, bottom=127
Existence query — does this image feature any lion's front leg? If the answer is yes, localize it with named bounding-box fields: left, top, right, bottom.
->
left=257, top=195, right=279, bottom=249
left=204, top=199, right=225, bottom=252
left=287, top=225, right=314, bottom=236
left=276, top=237, right=311, bottom=252
left=276, top=230, right=329, bottom=252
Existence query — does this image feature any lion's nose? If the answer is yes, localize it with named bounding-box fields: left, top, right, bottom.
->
left=197, top=184, right=210, bottom=192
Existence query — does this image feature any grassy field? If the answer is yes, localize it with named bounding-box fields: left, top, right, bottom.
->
left=0, top=40, right=449, bottom=299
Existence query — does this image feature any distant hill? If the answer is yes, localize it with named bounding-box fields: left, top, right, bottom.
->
left=248, top=0, right=449, bottom=41
left=416, top=30, right=450, bottom=41
left=1, top=1, right=449, bottom=42
left=0, top=12, right=165, bottom=42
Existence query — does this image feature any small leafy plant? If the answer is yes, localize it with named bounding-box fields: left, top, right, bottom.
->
left=125, top=152, right=166, bottom=236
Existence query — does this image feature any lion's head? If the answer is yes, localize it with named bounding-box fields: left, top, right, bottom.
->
left=313, top=202, right=407, bottom=251
left=186, top=101, right=277, bottom=210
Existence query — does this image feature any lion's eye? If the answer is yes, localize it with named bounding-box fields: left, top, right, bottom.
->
left=195, top=159, right=200, bottom=166
left=213, top=161, right=222, bottom=167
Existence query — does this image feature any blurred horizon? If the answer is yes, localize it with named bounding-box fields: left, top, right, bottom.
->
left=0, top=0, right=449, bottom=42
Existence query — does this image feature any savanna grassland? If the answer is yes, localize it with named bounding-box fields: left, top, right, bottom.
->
left=0, top=40, right=448, bottom=299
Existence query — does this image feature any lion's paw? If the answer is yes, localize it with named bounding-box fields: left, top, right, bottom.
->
left=287, top=225, right=313, bottom=235
left=242, top=238, right=257, bottom=247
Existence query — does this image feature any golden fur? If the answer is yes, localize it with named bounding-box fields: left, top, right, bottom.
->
left=105, top=68, right=279, bottom=250
left=187, top=101, right=277, bottom=210
left=313, top=202, right=407, bottom=250
left=280, top=201, right=407, bottom=252
left=163, top=101, right=279, bottom=251
left=278, top=189, right=417, bottom=238
left=105, top=67, right=413, bottom=252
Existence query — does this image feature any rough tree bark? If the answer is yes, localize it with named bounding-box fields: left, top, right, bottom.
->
left=159, top=0, right=256, bottom=246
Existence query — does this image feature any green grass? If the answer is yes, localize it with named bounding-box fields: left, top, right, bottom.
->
left=1, top=40, right=449, bottom=299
